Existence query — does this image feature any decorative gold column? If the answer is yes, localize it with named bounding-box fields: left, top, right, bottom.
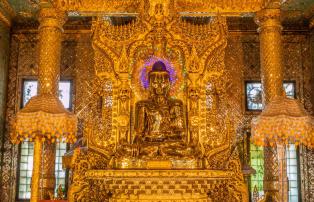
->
left=187, top=47, right=202, bottom=146
left=0, top=2, right=12, bottom=200
left=115, top=47, right=131, bottom=145
left=37, top=7, right=66, bottom=199
left=256, top=8, right=284, bottom=104
left=31, top=137, right=43, bottom=202
left=255, top=5, right=287, bottom=202
left=0, top=2, right=11, bottom=140
left=10, top=5, right=75, bottom=202
left=310, top=17, right=314, bottom=115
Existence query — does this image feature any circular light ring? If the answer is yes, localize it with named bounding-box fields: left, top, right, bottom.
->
left=132, top=56, right=185, bottom=99
left=140, top=56, right=177, bottom=89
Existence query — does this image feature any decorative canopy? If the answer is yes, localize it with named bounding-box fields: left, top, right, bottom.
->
left=251, top=97, right=314, bottom=148
left=11, top=94, right=77, bottom=144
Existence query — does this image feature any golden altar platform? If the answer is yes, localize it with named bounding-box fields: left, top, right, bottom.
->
left=66, top=146, right=248, bottom=202
left=85, top=169, right=233, bottom=202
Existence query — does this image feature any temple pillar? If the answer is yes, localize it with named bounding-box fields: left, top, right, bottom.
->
left=37, top=6, right=66, bottom=199
left=0, top=6, right=10, bottom=142
left=304, top=16, right=314, bottom=202
left=0, top=1, right=12, bottom=199
left=255, top=4, right=288, bottom=202
left=310, top=17, right=314, bottom=115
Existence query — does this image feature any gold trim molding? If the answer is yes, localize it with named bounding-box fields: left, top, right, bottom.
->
left=85, top=170, right=234, bottom=179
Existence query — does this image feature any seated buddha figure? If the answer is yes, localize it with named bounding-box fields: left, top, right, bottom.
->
left=134, top=61, right=193, bottom=158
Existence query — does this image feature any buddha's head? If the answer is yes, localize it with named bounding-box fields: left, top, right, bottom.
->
left=148, top=61, right=170, bottom=97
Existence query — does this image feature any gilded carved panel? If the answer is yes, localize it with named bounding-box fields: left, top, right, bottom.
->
left=1, top=36, right=20, bottom=202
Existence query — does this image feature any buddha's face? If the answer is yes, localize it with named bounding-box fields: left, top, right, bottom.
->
left=149, top=73, right=170, bottom=96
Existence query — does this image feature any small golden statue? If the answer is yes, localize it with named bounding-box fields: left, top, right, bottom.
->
left=56, top=184, right=65, bottom=200
left=47, top=184, right=65, bottom=200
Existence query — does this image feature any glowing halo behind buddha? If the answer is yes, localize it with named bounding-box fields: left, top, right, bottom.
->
left=131, top=55, right=186, bottom=100
left=140, top=58, right=176, bottom=89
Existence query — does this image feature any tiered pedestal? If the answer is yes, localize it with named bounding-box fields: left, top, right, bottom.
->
left=86, top=169, right=233, bottom=202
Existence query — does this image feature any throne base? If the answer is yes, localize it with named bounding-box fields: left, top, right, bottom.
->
left=86, top=169, right=234, bottom=202
left=113, top=158, right=203, bottom=169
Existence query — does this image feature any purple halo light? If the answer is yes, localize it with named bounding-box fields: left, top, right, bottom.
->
left=140, top=57, right=177, bottom=89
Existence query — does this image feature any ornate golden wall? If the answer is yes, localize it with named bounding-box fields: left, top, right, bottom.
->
left=1, top=19, right=314, bottom=201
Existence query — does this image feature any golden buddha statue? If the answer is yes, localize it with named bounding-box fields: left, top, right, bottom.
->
left=112, top=61, right=200, bottom=168
left=135, top=61, right=184, bottom=141
left=133, top=61, right=194, bottom=159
